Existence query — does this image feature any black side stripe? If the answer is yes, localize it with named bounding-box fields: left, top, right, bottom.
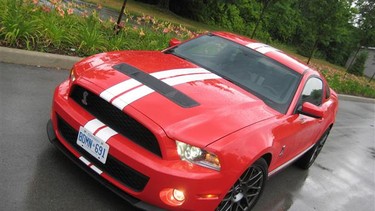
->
left=113, top=63, right=199, bottom=108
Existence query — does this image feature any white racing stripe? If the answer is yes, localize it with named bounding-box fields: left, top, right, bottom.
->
left=246, top=43, right=279, bottom=54
left=95, top=127, right=118, bottom=143
left=83, top=119, right=117, bottom=143
left=112, top=86, right=153, bottom=110
left=256, top=46, right=279, bottom=54
left=100, top=67, right=210, bottom=102
left=90, top=165, right=103, bottom=175
left=100, top=79, right=141, bottom=102
left=112, top=73, right=221, bottom=110
left=151, top=67, right=209, bottom=78
left=84, top=119, right=105, bottom=134
left=246, top=43, right=268, bottom=49
left=79, top=156, right=91, bottom=166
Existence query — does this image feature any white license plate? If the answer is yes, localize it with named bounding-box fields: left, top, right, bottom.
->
left=76, top=126, right=109, bottom=164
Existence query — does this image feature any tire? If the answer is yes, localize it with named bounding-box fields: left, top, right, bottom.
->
left=216, top=158, right=268, bottom=211
left=295, top=128, right=331, bottom=170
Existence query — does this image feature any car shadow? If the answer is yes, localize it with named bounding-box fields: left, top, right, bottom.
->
left=25, top=145, right=140, bottom=210
left=253, top=165, right=309, bottom=211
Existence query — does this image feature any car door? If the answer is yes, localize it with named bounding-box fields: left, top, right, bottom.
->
left=269, top=76, right=326, bottom=169
left=291, top=76, right=325, bottom=156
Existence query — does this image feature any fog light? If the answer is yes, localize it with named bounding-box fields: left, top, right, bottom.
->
left=173, top=189, right=185, bottom=202
left=160, top=188, right=185, bottom=206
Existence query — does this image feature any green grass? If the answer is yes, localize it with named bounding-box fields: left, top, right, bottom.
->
left=0, top=0, right=195, bottom=56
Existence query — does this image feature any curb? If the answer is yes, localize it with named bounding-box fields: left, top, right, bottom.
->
left=338, top=94, right=375, bottom=104
left=0, top=46, right=82, bottom=70
left=1, top=46, right=374, bottom=104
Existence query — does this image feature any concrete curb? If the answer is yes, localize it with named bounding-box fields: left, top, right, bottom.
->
left=1, top=46, right=374, bottom=104
left=0, top=46, right=82, bottom=70
left=338, top=94, right=375, bottom=104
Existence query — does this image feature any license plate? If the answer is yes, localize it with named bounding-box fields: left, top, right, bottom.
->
left=76, top=126, right=109, bottom=164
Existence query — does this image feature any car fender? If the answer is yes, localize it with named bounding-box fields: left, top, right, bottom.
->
left=206, top=118, right=277, bottom=180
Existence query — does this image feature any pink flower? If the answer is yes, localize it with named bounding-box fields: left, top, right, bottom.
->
left=50, top=0, right=58, bottom=5
left=163, top=28, right=169, bottom=33
left=57, top=8, right=65, bottom=17
left=42, top=5, right=51, bottom=13
left=32, top=0, right=39, bottom=4
left=118, top=21, right=125, bottom=28
left=67, top=8, right=74, bottom=15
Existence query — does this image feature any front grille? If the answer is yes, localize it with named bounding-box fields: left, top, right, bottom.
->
left=70, top=85, right=162, bottom=157
left=57, top=115, right=149, bottom=192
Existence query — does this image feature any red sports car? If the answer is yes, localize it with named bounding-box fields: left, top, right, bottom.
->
left=47, top=32, right=338, bottom=210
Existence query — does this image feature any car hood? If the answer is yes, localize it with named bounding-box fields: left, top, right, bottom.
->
left=74, top=51, right=278, bottom=147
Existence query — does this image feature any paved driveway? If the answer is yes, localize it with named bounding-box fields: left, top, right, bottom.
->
left=0, top=62, right=374, bottom=210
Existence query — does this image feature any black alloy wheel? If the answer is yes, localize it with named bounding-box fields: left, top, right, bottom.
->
left=216, top=158, right=268, bottom=211
left=296, top=128, right=331, bottom=169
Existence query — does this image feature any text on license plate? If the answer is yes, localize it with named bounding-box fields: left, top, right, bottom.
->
left=76, top=126, right=109, bottom=164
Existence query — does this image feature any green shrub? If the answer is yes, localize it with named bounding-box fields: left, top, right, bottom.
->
left=0, top=0, right=42, bottom=49
left=324, top=73, right=375, bottom=98
left=0, top=0, right=195, bottom=56
left=348, top=51, right=368, bottom=76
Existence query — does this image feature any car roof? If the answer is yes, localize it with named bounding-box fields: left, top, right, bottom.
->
left=212, top=31, right=312, bottom=75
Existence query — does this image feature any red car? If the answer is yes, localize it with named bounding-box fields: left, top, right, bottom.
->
left=47, top=32, right=338, bottom=210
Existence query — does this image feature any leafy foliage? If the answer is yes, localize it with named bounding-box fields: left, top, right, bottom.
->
left=0, top=0, right=374, bottom=98
left=164, top=0, right=372, bottom=67
left=348, top=51, right=368, bottom=76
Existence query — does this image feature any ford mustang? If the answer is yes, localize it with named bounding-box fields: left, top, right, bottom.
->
left=47, top=32, right=338, bottom=210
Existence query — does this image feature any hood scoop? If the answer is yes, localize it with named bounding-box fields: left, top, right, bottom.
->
left=113, top=63, right=199, bottom=108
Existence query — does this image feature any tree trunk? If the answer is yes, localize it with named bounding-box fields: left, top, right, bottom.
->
left=345, top=45, right=361, bottom=75
left=251, top=1, right=270, bottom=38
left=307, top=38, right=319, bottom=64
left=157, top=0, right=170, bottom=10
left=114, top=0, right=128, bottom=35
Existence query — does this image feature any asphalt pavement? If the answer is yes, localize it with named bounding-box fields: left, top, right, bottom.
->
left=0, top=62, right=374, bottom=211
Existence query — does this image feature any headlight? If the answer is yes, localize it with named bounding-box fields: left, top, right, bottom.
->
left=69, top=68, right=76, bottom=82
left=176, top=141, right=221, bottom=171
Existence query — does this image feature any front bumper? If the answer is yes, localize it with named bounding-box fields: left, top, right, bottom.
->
left=47, top=81, right=230, bottom=210
left=47, top=119, right=161, bottom=211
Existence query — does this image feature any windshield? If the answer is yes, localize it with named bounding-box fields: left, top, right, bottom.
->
left=165, top=35, right=301, bottom=114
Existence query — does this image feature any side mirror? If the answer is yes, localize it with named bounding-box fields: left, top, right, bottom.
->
left=169, top=38, right=181, bottom=47
left=298, top=102, right=324, bottom=118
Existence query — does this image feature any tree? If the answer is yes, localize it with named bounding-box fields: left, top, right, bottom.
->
left=157, top=0, right=170, bottom=9
left=297, top=0, right=353, bottom=64
left=346, top=0, right=374, bottom=74
left=266, top=0, right=301, bottom=43
left=356, top=0, right=375, bottom=46
left=348, top=51, right=368, bottom=76
left=251, top=0, right=280, bottom=38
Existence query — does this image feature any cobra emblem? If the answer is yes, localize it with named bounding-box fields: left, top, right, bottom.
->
left=81, top=91, right=89, bottom=105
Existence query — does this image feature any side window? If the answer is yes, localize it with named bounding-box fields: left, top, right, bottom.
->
left=301, top=77, right=323, bottom=106
left=325, top=84, right=331, bottom=99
